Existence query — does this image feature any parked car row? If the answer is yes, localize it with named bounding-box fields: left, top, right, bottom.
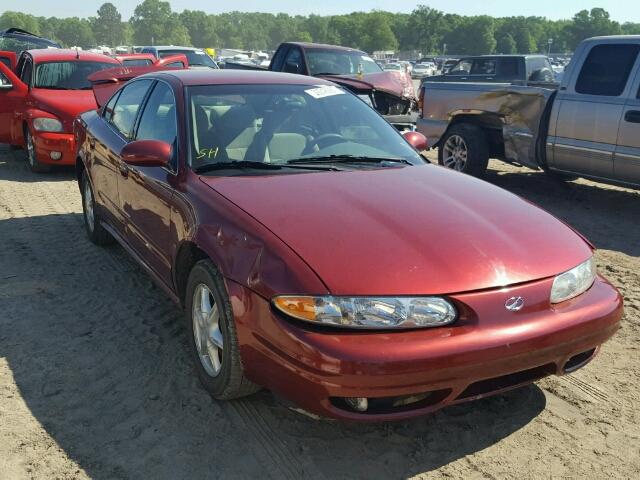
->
left=0, top=28, right=626, bottom=422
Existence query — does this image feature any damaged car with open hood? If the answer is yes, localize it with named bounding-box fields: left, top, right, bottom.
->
left=224, top=42, right=418, bottom=130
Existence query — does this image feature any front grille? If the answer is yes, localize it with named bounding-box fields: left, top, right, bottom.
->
left=456, top=363, right=557, bottom=400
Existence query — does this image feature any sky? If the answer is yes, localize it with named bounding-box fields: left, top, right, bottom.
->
left=1, top=1, right=639, bottom=23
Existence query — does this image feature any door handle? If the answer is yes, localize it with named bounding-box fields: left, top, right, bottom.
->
left=624, top=110, right=640, bottom=124
left=119, top=163, right=129, bottom=178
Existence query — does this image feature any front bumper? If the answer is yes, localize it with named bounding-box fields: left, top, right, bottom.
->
left=230, top=275, right=622, bottom=421
left=32, top=132, right=76, bottom=166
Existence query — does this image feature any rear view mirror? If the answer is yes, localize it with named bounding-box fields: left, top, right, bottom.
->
left=402, top=131, right=429, bottom=151
left=121, top=140, right=171, bottom=167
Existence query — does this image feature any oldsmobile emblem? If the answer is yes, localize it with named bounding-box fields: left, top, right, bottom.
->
left=505, top=296, right=525, bottom=311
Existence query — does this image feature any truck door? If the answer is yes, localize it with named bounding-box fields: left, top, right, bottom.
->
left=614, top=56, right=640, bottom=185
left=550, top=43, right=640, bottom=179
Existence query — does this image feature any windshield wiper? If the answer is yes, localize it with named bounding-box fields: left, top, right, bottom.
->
left=193, top=160, right=339, bottom=174
left=287, top=155, right=412, bottom=166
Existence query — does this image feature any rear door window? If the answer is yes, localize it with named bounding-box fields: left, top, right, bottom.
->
left=109, top=79, right=153, bottom=139
left=575, top=44, right=640, bottom=96
left=471, top=59, right=497, bottom=75
left=448, top=60, right=471, bottom=75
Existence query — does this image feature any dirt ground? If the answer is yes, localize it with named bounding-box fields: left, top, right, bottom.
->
left=0, top=144, right=638, bottom=480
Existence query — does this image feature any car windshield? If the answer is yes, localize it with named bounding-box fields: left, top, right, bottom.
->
left=158, top=49, right=217, bottom=68
left=188, top=83, right=423, bottom=174
left=34, top=61, right=116, bottom=90
left=384, top=64, right=402, bottom=71
left=307, top=50, right=382, bottom=76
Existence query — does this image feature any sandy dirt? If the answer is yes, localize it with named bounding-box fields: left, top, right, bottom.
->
left=0, top=145, right=638, bottom=479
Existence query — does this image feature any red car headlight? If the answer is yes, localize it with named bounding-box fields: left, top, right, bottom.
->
left=272, top=295, right=457, bottom=329
left=33, top=117, right=64, bottom=133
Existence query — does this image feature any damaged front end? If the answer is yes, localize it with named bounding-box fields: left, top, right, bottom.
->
left=318, top=71, right=418, bottom=131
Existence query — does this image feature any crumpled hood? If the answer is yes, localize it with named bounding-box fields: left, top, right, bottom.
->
left=318, top=70, right=416, bottom=100
left=199, top=165, right=592, bottom=296
left=30, top=89, right=98, bottom=130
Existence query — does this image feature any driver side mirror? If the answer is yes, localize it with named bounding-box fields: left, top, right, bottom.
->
left=402, top=131, right=429, bottom=151
left=121, top=139, right=171, bottom=167
left=284, top=61, right=300, bottom=74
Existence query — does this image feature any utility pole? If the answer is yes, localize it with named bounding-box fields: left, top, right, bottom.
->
left=547, top=38, right=553, bottom=56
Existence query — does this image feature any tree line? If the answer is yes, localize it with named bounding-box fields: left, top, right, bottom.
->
left=1, top=1, right=639, bottom=54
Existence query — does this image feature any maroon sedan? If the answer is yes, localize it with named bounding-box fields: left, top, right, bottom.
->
left=74, top=70, right=622, bottom=421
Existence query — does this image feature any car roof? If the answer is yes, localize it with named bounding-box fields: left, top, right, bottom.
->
left=27, top=48, right=120, bottom=63
left=284, top=42, right=366, bottom=54
left=145, top=46, right=202, bottom=51
left=150, top=69, right=337, bottom=87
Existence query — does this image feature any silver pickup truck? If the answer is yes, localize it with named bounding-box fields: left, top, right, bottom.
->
left=417, top=36, right=640, bottom=188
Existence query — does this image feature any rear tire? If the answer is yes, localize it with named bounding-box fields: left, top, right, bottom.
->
left=25, top=128, right=52, bottom=173
left=80, top=170, right=114, bottom=245
left=185, top=260, right=260, bottom=400
left=438, top=124, right=489, bottom=177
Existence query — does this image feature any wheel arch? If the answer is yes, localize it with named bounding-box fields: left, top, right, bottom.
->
left=441, top=112, right=505, bottom=159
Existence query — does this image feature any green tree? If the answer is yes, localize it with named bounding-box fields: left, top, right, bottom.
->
left=514, top=24, right=537, bottom=53
left=130, top=0, right=191, bottom=46
left=56, top=17, right=95, bottom=47
left=360, top=11, right=398, bottom=52
left=92, top=3, right=125, bottom=47
left=567, top=8, right=621, bottom=49
left=0, top=11, right=40, bottom=34
left=406, top=6, right=447, bottom=54
left=496, top=33, right=517, bottom=54
left=179, top=10, right=219, bottom=48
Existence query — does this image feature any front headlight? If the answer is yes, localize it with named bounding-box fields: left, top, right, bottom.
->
left=272, top=295, right=457, bottom=329
left=550, top=257, right=596, bottom=304
left=33, top=117, right=64, bottom=133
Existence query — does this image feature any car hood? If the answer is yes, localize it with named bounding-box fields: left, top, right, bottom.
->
left=199, top=165, right=592, bottom=296
left=317, top=70, right=416, bottom=100
left=30, top=89, right=98, bottom=130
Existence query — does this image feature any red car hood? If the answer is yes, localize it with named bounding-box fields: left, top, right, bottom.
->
left=200, top=165, right=592, bottom=296
left=30, top=89, right=97, bottom=129
left=318, top=71, right=416, bottom=100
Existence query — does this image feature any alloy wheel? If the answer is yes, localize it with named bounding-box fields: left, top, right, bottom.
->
left=192, top=284, right=224, bottom=377
left=83, top=179, right=95, bottom=232
left=442, top=134, right=468, bottom=171
left=26, top=131, right=36, bottom=167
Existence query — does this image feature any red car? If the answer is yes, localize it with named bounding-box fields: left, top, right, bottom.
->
left=74, top=69, right=622, bottom=421
left=0, top=49, right=122, bottom=172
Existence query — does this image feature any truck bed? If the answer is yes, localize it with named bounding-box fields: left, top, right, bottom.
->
left=418, top=81, right=557, bottom=168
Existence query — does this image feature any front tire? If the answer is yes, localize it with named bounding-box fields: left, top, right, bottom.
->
left=185, top=260, right=260, bottom=400
left=80, top=170, right=113, bottom=245
left=438, top=124, right=489, bottom=177
left=25, top=128, right=51, bottom=173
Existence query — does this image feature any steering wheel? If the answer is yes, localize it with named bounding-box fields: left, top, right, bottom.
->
left=303, top=133, right=347, bottom=155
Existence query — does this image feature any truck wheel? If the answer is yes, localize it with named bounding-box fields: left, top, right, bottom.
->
left=438, top=124, right=489, bottom=177
left=80, top=170, right=114, bottom=246
left=185, top=260, right=261, bottom=400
